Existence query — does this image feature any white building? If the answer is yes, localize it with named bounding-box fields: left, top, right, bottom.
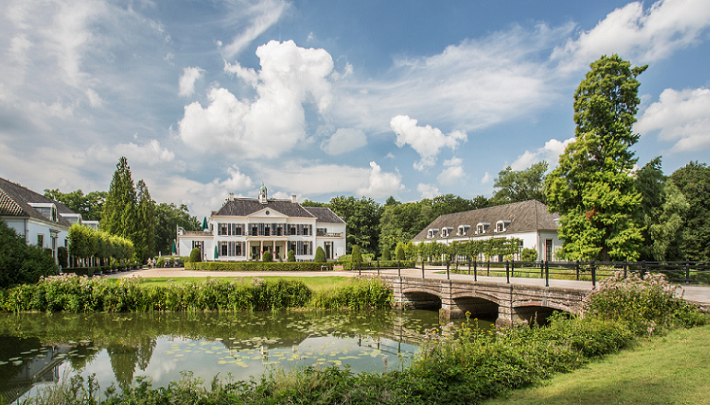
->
left=412, top=200, right=562, bottom=261
left=177, top=184, right=347, bottom=261
left=0, top=177, right=80, bottom=263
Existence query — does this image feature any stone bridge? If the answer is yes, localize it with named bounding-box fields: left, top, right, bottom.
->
left=380, top=275, right=588, bottom=327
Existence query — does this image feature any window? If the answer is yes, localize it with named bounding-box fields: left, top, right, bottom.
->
left=427, top=228, right=439, bottom=238
left=251, top=225, right=258, bottom=236
left=317, top=228, right=327, bottom=236
left=37, top=234, right=44, bottom=248
left=441, top=227, right=453, bottom=238
left=289, top=225, right=297, bottom=235
left=476, top=223, right=489, bottom=234
left=458, top=225, right=470, bottom=236
left=495, top=220, right=510, bottom=233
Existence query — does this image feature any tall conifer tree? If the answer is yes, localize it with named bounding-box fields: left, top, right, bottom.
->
left=102, top=157, right=138, bottom=244
left=136, top=180, right=156, bottom=261
left=546, top=55, right=647, bottom=261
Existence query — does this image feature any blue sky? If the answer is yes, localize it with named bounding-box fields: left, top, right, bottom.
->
left=1, top=0, right=709, bottom=219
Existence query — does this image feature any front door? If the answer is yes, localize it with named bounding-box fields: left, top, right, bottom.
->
left=545, top=239, right=553, bottom=261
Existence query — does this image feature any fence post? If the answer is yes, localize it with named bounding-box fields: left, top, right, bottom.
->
left=685, top=258, right=690, bottom=285
left=468, top=257, right=471, bottom=275
left=446, top=261, right=450, bottom=280
left=540, top=260, right=544, bottom=278
left=474, top=260, right=478, bottom=282
left=545, top=260, right=549, bottom=287
left=575, top=260, right=580, bottom=281
left=641, top=260, right=646, bottom=279
left=623, top=261, right=627, bottom=279
left=422, top=260, right=425, bottom=279
left=487, top=260, right=490, bottom=277
left=591, top=261, right=596, bottom=287
left=397, top=260, right=401, bottom=277
left=377, top=260, right=380, bottom=272
left=505, top=261, right=510, bottom=284
left=511, top=259, right=515, bottom=278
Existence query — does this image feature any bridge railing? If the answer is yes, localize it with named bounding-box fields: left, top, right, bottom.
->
left=437, top=259, right=710, bottom=287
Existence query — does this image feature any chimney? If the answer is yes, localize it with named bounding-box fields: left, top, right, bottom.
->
left=291, top=194, right=298, bottom=203
left=229, top=193, right=234, bottom=201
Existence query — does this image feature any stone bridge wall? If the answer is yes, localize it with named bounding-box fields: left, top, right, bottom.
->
left=383, top=276, right=587, bottom=327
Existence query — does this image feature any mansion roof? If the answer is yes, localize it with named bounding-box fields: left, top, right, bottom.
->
left=0, top=177, right=73, bottom=227
left=215, top=198, right=343, bottom=223
left=413, top=200, right=559, bottom=242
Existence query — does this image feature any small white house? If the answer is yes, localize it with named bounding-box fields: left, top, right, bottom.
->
left=412, top=200, right=563, bottom=261
left=178, top=184, right=347, bottom=261
left=0, top=177, right=80, bottom=264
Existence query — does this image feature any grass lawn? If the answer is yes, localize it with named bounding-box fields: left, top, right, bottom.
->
left=484, top=324, right=710, bottom=405
left=106, top=276, right=355, bottom=291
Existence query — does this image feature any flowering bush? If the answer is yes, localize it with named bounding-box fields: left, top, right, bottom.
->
left=584, top=271, right=704, bottom=335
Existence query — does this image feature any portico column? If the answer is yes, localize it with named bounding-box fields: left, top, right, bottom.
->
left=260, top=240, right=263, bottom=259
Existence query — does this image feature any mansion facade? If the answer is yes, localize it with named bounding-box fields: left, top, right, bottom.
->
left=177, top=185, right=346, bottom=261
left=412, top=200, right=562, bottom=261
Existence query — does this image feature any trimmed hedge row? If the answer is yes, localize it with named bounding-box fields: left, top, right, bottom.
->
left=333, top=260, right=416, bottom=269
left=185, top=261, right=333, bottom=271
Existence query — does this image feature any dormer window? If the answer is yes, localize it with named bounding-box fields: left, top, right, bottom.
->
left=427, top=228, right=439, bottom=238
left=457, top=225, right=470, bottom=236
left=495, top=220, right=511, bottom=233
left=441, top=227, right=453, bottom=238
left=476, top=222, right=490, bottom=234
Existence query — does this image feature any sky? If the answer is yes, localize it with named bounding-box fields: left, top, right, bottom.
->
left=1, top=0, right=709, bottom=220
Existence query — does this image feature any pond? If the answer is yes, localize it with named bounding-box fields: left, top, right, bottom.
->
left=0, top=310, right=494, bottom=403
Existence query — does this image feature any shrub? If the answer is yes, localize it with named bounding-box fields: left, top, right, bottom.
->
left=521, top=247, right=538, bottom=262
left=381, top=245, right=391, bottom=261
left=57, top=246, right=69, bottom=268
left=395, top=242, right=405, bottom=261
left=314, top=246, right=326, bottom=263
left=185, top=261, right=331, bottom=271
left=0, top=220, right=58, bottom=288
left=262, top=251, right=273, bottom=262
left=156, top=257, right=165, bottom=268
left=189, top=248, right=202, bottom=263
left=287, top=250, right=295, bottom=262
left=352, top=245, right=362, bottom=263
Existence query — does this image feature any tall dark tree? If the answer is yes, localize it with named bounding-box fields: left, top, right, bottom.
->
left=102, top=157, right=138, bottom=243
left=329, top=196, right=381, bottom=254
left=135, top=180, right=156, bottom=262
left=491, top=161, right=548, bottom=205
left=546, top=55, right=647, bottom=261
left=670, top=161, right=710, bottom=260
left=154, top=203, right=201, bottom=255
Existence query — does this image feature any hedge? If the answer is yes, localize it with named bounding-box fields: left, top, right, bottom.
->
left=185, top=261, right=333, bottom=271
left=332, top=260, right=416, bottom=269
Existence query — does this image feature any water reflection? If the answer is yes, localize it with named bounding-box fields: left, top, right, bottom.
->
left=0, top=310, right=494, bottom=403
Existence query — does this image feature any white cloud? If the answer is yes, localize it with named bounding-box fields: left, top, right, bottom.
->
left=636, top=87, right=710, bottom=152
left=510, top=137, right=575, bottom=170
left=178, top=67, right=204, bottom=97
left=356, top=162, right=404, bottom=198
left=385, top=152, right=395, bottom=159
left=552, top=0, right=710, bottom=72
left=390, top=115, right=467, bottom=170
left=437, top=157, right=465, bottom=185
left=320, top=127, right=367, bottom=155
left=481, top=172, right=491, bottom=184
left=178, top=40, right=334, bottom=159
left=417, top=183, right=440, bottom=199
left=86, top=88, right=102, bottom=107
left=221, top=0, right=288, bottom=59
left=87, top=140, right=176, bottom=167
left=259, top=161, right=371, bottom=196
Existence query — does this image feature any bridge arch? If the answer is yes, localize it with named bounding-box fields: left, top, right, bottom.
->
left=452, top=296, right=499, bottom=320
left=401, top=289, right=442, bottom=310
left=513, top=301, right=579, bottom=325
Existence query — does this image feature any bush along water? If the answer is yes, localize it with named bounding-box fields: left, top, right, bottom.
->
left=0, top=274, right=392, bottom=313
left=13, top=272, right=708, bottom=405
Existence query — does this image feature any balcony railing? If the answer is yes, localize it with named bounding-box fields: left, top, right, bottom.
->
left=316, top=232, right=343, bottom=237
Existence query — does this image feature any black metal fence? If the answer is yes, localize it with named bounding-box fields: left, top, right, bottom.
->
left=424, top=259, right=710, bottom=287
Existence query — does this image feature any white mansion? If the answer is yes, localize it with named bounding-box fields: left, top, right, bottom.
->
left=177, top=185, right=347, bottom=261
left=412, top=200, right=562, bottom=261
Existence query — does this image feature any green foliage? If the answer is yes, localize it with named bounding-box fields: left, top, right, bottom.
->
left=584, top=272, right=704, bottom=334
left=287, top=249, right=295, bottom=262
left=351, top=245, right=362, bottom=263
left=184, top=261, right=332, bottom=271
left=670, top=161, right=710, bottom=260
left=156, top=257, right=165, bottom=268
left=314, top=246, right=326, bottom=263
left=43, top=189, right=107, bottom=221
left=329, top=196, right=381, bottom=254
left=310, top=278, right=393, bottom=310
left=395, top=242, right=405, bottom=261
left=521, top=247, right=538, bottom=262
left=381, top=245, right=391, bottom=261
left=134, top=180, right=156, bottom=262
left=102, top=157, right=138, bottom=240
left=57, top=246, right=68, bottom=268
left=546, top=55, right=647, bottom=261
left=492, top=161, right=548, bottom=205
left=68, top=224, right=133, bottom=268
left=0, top=220, right=58, bottom=288
left=155, top=203, right=201, bottom=255
left=189, top=247, right=202, bottom=263
left=262, top=250, right=273, bottom=262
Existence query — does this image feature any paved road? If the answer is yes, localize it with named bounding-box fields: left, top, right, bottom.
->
left=107, top=266, right=710, bottom=309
